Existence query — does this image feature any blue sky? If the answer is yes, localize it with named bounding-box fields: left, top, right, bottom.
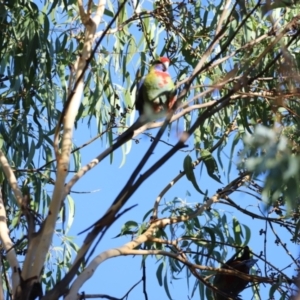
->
left=12, top=0, right=299, bottom=299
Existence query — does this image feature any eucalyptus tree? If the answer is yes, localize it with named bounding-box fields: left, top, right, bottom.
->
left=0, top=0, right=300, bottom=299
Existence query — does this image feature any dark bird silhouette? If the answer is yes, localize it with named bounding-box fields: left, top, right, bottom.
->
left=213, top=246, right=257, bottom=300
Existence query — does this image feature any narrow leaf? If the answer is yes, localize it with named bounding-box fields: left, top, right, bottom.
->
left=200, top=149, right=222, bottom=183
left=156, top=262, right=164, bottom=286
left=183, top=155, right=204, bottom=194
left=164, top=273, right=172, bottom=300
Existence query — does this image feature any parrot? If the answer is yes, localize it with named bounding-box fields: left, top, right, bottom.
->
left=117, top=56, right=177, bottom=141
left=78, top=57, right=177, bottom=236
left=213, top=246, right=258, bottom=300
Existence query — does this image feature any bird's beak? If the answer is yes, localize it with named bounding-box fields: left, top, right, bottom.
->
left=162, top=61, right=169, bottom=70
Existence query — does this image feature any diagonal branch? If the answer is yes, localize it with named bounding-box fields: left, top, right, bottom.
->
left=152, top=121, right=236, bottom=218
left=22, top=0, right=129, bottom=289
left=0, top=189, right=20, bottom=295
left=0, top=150, right=22, bottom=207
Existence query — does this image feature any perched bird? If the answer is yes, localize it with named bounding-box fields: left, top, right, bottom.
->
left=136, top=56, right=176, bottom=118
left=213, top=246, right=258, bottom=300
left=118, top=56, right=177, bottom=141
left=79, top=57, right=177, bottom=236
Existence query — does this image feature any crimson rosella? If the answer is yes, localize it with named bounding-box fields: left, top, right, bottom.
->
left=213, top=246, right=258, bottom=300
left=118, top=57, right=177, bottom=141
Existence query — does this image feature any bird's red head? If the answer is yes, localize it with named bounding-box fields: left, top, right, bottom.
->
left=152, top=57, right=171, bottom=71
left=159, top=57, right=170, bottom=63
left=159, top=57, right=170, bottom=70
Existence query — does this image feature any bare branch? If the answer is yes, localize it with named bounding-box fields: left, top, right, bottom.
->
left=152, top=122, right=236, bottom=218
left=23, top=0, right=128, bottom=288
left=0, top=190, right=19, bottom=295
left=0, top=150, right=22, bottom=207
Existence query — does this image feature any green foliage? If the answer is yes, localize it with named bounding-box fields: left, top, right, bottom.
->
left=241, top=125, right=300, bottom=212
left=1, top=0, right=300, bottom=299
left=200, top=149, right=222, bottom=184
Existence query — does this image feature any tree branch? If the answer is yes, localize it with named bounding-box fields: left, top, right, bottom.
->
left=0, top=150, right=22, bottom=207
left=0, top=189, right=20, bottom=295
